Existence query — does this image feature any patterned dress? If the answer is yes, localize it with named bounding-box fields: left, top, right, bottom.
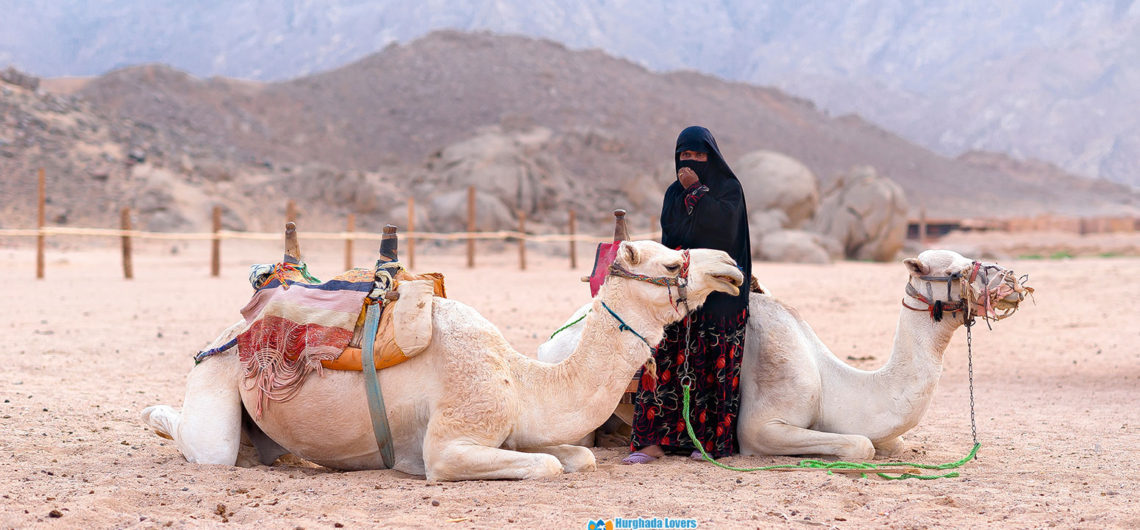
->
left=631, top=309, right=747, bottom=458
left=632, top=125, right=751, bottom=458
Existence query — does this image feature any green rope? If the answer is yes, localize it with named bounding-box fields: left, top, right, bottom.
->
left=681, top=384, right=979, bottom=480
left=294, top=262, right=321, bottom=284
left=549, top=310, right=590, bottom=339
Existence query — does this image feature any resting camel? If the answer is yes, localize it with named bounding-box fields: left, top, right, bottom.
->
left=538, top=249, right=1032, bottom=459
left=141, top=240, right=743, bottom=481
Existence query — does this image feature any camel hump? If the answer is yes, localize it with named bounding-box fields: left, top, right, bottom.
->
left=750, top=275, right=769, bottom=295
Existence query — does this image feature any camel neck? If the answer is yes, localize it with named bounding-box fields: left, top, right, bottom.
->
left=861, top=296, right=962, bottom=438
left=883, top=294, right=960, bottom=373
left=512, top=296, right=657, bottom=447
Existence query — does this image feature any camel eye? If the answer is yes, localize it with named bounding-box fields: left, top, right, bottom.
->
left=665, top=263, right=681, bottom=273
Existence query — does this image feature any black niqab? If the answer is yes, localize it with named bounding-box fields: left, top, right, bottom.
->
left=660, top=126, right=751, bottom=318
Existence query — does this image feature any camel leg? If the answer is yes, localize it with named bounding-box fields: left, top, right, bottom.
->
left=423, top=439, right=564, bottom=481
left=140, top=354, right=243, bottom=465
left=874, top=436, right=906, bottom=458
left=520, top=444, right=597, bottom=473
left=740, top=421, right=875, bottom=460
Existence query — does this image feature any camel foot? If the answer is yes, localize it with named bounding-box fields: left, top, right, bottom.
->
left=838, top=437, right=876, bottom=461
left=874, top=436, right=907, bottom=458
left=525, top=445, right=596, bottom=473
left=141, top=405, right=179, bottom=440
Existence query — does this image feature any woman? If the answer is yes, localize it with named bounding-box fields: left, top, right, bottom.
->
left=623, top=125, right=751, bottom=463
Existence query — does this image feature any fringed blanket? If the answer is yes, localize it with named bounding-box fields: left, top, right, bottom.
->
left=237, top=266, right=374, bottom=417
left=233, top=262, right=447, bottom=418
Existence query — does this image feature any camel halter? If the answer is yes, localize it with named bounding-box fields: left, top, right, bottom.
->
left=604, top=249, right=692, bottom=387
left=902, top=261, right=1028, bottom=329
left=899, top=259, right=1028, bottom=452
left=608, top=249, right=691, bottom=312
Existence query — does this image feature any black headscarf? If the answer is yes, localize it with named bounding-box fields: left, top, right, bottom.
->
left=660, top=126, right=751, bottom=319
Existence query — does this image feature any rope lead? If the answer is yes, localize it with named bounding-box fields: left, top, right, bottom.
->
left=681, top=384, right=979, bottom=480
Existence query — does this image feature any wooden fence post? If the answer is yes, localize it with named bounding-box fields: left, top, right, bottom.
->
left=568, top=209, right=577, bottom=269
left=286, top=200, right=297, bottom=224
left=36, top=168, right=45, bottom=279
left=407, top=198, right=416, bottom=270
left=121, top=207, right=133, bottom=279
left=466, top=186, right=476, bottom=268
left=345, top=213, right=355, bottom=271
left=211, top=205, right=222, bottom=277
left=919, top=207, right=928, bottom=245
left=517, top=210, right=527, bottom=271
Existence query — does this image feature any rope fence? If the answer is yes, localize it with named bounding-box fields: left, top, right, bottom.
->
left=6, top=173, right=670, bottom=278
left=0, top=226, right=659, bottom=243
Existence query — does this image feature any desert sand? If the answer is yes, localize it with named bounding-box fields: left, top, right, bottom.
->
left=1, top=237, right=1137, bottom=528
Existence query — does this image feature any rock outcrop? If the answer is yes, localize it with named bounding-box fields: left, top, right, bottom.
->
left=735, top=150, right=819, bottom=228
left=809, top=166, right=908, bottom=262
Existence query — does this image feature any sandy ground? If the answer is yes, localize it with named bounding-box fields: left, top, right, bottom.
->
left=1, top=237, right=1138, bottom=529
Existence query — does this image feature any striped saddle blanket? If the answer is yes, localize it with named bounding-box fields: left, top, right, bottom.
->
left=235, top=262, right=444, bottom=417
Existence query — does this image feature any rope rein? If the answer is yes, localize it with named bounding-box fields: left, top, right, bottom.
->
left=681, top=385, right=980, bottom=479
left=600, top=301, right=652, bottom=349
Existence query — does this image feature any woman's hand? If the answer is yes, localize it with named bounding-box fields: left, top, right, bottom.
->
left=678, top=167, right=700, bottom=189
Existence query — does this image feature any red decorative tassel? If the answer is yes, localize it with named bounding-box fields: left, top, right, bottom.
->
left=640, top=358, right=658, bottom=392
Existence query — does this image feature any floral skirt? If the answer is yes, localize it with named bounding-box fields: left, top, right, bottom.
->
left=631, top=309, right=747, bottom=458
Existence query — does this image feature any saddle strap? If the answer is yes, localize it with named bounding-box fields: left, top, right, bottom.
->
left=361, top=301, right=396, bottom=468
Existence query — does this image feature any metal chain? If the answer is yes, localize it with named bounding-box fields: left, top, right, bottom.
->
left=966, top=320, right=978, bottom=451
left=680, top=302, right=693, bottom=386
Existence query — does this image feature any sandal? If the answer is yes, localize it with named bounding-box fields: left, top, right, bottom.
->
left=690, top=450, right=705, bottom=461
left=620, top=451, right=658, bottom=465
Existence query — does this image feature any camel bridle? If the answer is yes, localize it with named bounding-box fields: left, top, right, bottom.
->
left=902, top=261, right=1025, bottom=327
left=900, top=259, right=1030, bottom=451
left=607, top=249, right=691, bottom=312
left=604, top=249, right=692, bottom=388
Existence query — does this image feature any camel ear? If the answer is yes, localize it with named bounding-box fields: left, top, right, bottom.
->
left=903, top=258, right=929, bottom=277
left=620, top=241, right=641, bottom=267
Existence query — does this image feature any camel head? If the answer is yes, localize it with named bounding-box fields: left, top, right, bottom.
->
left=903, top=249, right=1033, bottom=324
left=604, top=240, right=744, bottom=331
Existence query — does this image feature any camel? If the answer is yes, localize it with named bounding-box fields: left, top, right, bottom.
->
left=141, top=239, right=744, bottom=481
left=537, top=248, right=1033, bottom=460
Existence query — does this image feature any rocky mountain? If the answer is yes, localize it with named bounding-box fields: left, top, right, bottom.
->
left=2, top=1, right=1138, bottom=187
left=2, top=32, right=1136, bottom=237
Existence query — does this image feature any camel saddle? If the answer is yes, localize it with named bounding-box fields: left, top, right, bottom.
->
left=235, top=262, right=445, bottom=417
left=322, top=270, right=445, bottom=371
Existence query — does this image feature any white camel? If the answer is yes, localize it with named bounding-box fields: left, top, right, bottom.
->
left=141, top=241, right=743, bottom=481
left=537, top=249, right=1032, bottom=459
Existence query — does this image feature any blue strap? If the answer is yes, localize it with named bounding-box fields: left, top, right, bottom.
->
left=600, top=301, right=652, bottom=349
left=194, top=338, right=237, bottom=364
left=361, top=302, right=396, bottom=468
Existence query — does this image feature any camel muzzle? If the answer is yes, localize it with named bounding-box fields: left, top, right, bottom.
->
left=710, top=268, right=744, bottom=297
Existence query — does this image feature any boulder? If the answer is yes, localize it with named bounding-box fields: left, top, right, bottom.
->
left=734, top=150, right=819, bottom=228
left=755, top=229, right=841, bottom=264
left=809, top=166, right=908, bottom=262
left=427, top=189, right=515, bottom=232
left=419, top=126, right=572, bottom=218
left=748, top=209, right=789, bottom=239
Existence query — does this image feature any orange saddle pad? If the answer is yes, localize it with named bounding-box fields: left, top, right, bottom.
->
left=321, top=271, right=445, bottom=371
